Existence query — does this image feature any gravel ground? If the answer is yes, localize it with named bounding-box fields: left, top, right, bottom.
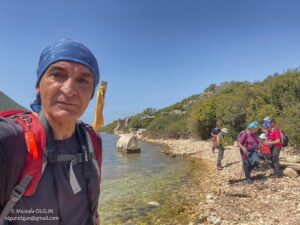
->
left=144, top=138, right=300, bottom=225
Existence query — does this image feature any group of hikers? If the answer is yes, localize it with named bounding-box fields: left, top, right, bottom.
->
left=211, top=117, right=287, bottom=184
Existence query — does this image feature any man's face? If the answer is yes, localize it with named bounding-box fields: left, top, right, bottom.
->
left=38, top=61, right=94, bottom=123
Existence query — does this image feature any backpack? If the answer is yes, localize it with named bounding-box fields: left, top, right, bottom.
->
left=211, top=128, right=221, bottom=136
left=236, top=131, right=248, bottom=146
left=279, top=130, right=289, bottom=147
left=0, top=110, right=102, bottom=224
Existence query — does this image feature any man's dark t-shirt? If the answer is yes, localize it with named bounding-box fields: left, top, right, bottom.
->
left=0, top=117, right=100, bottom=225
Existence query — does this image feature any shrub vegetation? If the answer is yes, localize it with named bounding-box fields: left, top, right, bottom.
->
left=102, top=70, right=300, bottom=146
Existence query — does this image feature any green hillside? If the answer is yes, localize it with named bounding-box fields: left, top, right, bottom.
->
left=102, top=69, right=300, bottom=146
left=0, top=91, right=28, bottom=111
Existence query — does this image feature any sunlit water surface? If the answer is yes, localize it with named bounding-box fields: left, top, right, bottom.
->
left=99, top=133, right=205, bottom=225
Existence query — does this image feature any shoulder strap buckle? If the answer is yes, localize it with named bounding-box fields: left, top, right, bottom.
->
left=45, top=152, right=58, bottom=163
left=11, top=187, right=24, bottom=202
left=10, top=175, right=33, bottom=201
left=0, top=175, right=33, bottom=225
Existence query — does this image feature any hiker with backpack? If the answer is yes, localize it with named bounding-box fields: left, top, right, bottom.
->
left=215, top=128, right=228, bottom=170
left=263, top=121, right=283, bottom=177
left=0, top=39, right=102, bottom=225
left=237, top=121, right=260, bottom=184
left=210, top=126, right=221, bottom=153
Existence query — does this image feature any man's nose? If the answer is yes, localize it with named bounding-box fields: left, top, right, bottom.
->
left=61, top=78, right=77, bottom=96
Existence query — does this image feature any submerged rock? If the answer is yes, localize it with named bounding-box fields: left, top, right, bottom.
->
left=147, top=201, right=160, bottom=207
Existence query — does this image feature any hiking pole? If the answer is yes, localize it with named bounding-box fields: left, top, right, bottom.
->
left=240, top=152, right=249, bottom=180
left=259, top=144, right=273, bottom=174
left=240, top=163, right=244, bottom=179
left=262, top=154, right=273, bottom=174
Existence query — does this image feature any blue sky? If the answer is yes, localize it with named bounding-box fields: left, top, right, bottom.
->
left=1, top=0, right=300, bottom=124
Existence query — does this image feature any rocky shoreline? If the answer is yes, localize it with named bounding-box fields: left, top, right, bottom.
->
left=143, top=138, right=300, bottom=225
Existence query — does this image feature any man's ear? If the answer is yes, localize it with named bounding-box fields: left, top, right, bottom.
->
left=36, top=88, right=40, bottom=95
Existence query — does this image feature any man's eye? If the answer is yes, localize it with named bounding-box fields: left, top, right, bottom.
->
left=50, top=72, right=65, bottom=78
left=79, top=79, right=89, bottom=85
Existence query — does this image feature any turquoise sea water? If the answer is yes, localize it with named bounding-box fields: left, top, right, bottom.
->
left=99, top=133, right=203, bottom=225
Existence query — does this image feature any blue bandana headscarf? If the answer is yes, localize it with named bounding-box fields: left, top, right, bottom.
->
left=262, top=121, right=272, bottom=129
left=247, top=120, right=259, bottom=129
left=30, top=39, right=100, bottom=112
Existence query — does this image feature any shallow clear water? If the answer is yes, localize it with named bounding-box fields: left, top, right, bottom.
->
left=99, top=133, right=203, bottom=225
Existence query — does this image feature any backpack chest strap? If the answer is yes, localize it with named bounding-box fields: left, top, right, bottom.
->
left=45, top=152, right=97, bottom=194
left=46, top=152, right=97, bottom=164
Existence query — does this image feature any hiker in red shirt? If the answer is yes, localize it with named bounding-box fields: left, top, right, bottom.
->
left=263, top=121, right=283, bottom=177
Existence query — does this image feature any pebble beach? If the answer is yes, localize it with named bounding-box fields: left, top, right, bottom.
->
left=144, top=138, right=300, bottom=225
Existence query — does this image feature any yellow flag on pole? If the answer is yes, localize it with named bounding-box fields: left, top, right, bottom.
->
left=92, top=81, right=107, bottom=132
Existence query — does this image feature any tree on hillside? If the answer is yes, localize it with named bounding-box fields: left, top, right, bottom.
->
left=277, top=103, right=300, bottom=147
left=204, top=83, right=217, bottom=93
left=143, top=107, right=156, bottom=115
left=215, top=85, right=250, bottom=136
left=190, top=97, right=216, bottom=139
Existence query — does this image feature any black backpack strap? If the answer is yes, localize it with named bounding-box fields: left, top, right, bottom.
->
left=76, top=123, right=94, bottom=224
left=76, top=124, right=93, bottom=180
left=38, top=112, right=64, bottom=225
left=38, top=112, right=95, bottom=224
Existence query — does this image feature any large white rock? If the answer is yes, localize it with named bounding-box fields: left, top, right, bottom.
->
left=283, top=168, right=298, bottom=178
